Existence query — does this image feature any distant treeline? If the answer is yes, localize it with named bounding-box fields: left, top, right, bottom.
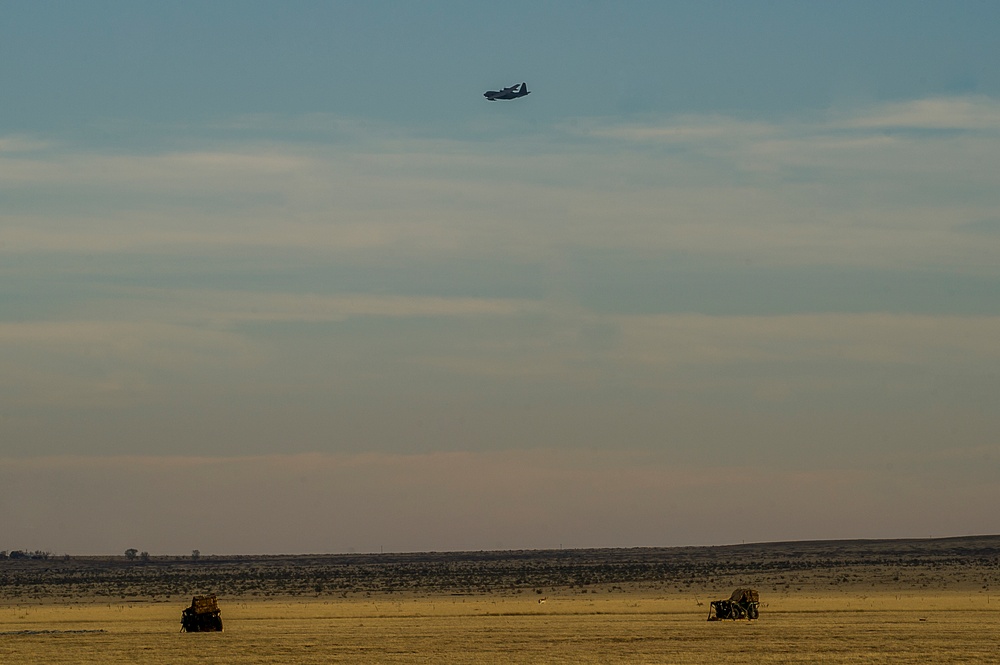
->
left=1, top=550, right=52, bottom=560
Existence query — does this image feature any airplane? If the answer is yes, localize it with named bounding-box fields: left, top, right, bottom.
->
left=484, top=82, right=530, bottom=101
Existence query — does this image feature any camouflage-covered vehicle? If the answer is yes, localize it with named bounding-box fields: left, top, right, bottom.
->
left=707, top=588, right=759, bottom=621
left=180, top=594, right=223, bottom=632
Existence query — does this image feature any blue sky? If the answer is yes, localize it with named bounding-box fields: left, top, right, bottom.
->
left=2, top=2, right=999, bottom=554
left=5, top=2, right=999, bottom=132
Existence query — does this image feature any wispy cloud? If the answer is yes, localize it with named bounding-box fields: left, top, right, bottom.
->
left=4, top=298, right=997, bottom=411
left=0, top=149, right=309, bottom=187
left=845, top=96, right=1000, bottom=131
left=0, top=134, right=50, bottom=153
left=89, top=289, right=541, bottom=325
left=565, top=115, right=777, bottom=143
left=615, top=313, right=1000, bottom=368
left=956, top=218, right=1000, bottom=234
left=0, top=320, right=254, bottom=407
left=3, top=97, right=999, bottom=272
left=571, top=96, right=1000, bottom=141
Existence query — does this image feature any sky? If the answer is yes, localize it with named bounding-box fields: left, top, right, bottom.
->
left=2, top=1, right=999, bottom=555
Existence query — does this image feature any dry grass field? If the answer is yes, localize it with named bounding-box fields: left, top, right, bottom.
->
left=2, top=537, right=998, bottom=663
left=2, top=593, right=998, bottom=664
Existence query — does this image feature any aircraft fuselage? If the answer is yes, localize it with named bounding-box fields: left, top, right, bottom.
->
left=484, top=83, right=530, bottom=101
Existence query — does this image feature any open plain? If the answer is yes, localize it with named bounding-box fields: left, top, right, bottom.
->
left=2, top=536, right=999, bottom=663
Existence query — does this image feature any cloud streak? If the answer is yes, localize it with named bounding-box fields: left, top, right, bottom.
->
left=846, top=96, right=1000, bottom=131
left=3, top=95, right=999, bottom=271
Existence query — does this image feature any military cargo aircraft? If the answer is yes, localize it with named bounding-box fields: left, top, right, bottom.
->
left=484, top=82, right=530, bottom=101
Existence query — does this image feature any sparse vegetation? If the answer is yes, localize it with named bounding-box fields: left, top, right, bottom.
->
left=1, top=536, right=997, bottom=601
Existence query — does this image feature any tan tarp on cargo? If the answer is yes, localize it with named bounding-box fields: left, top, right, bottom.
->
left=190, top=595, right=220, bottom=615
left=728, top=588, right=759, bottom=603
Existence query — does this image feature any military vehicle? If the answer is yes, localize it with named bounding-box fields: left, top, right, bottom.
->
left=180, top=594, right=223, bottom=632
left=484, top=82, right=530, bottom=101
left=707, top=588, right=759, bottom=620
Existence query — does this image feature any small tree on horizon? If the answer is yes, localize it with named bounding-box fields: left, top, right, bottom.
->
left=124, top=548, right=138, bottom=561
left=191, top=549, right=200, bottom=560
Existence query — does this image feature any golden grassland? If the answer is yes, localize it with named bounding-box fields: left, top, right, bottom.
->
left=2, top=590, right=999, bottom=664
